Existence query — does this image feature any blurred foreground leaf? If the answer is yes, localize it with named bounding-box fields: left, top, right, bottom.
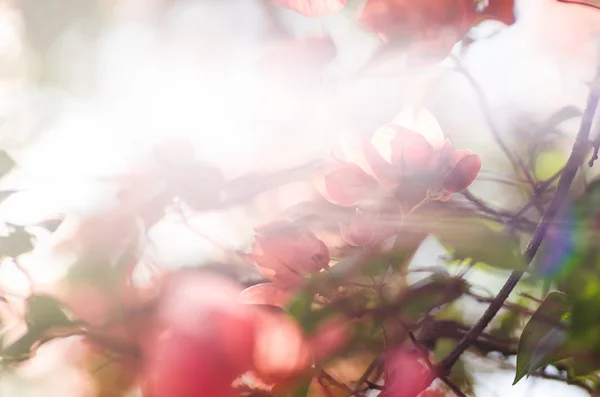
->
left=514, top=291, right=571, bottom=384
left=3, top=294, right=76, bottom=360
left=432, top=218, right=526, bottom=271
left=0, top=224, right=34, bottom=258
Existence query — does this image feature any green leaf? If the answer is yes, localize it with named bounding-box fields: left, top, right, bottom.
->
left=286, top=287, right=345, bottom=335
left=396, top=274, right=468, bottom=322
left=286, top=380, right=311, bottom=397
left=535, top=151, right=568, bottom=182
left=0, top=224, right=34, bottom=258
left=514, top=291, right=571, bottom=384
left=1, top=295, right=76, bottom=360
left=286, top=290, right=316, bottom=331
left=25, top=294, right=75, bottom=334
left=432, top=219, right=526, bottom=271
left=0, top=150, right=16, bottom=179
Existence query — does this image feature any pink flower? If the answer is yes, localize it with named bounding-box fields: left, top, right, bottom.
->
left=319, top=109, right=481, bottom=206
left=315, top=161, right=379, bottom=207
left=248, top=306, right=313, bottom=385
left=248, top=220, right=331, bottom=288
left=428, top=139, right=483, bottom=201
left=380, top=347, right=436, bottom=397
left=339, top=208, right=394, bottom=248
left=144, top=272, right=256, bottom=397
left=238, top=283, right=295, bottom=308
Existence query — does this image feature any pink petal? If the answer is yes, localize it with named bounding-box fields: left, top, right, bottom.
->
left=308, top=316, right=350, bottom=362
left=239, top=283, right=294, bottom=308
left=250, top=221, right=330, bottom=286
left=449, top=149, right=473, bottom=166
left=338, top=131, right=380, bottom=177
left=249, top=307, right=313, bottom=385
left=383, top=348, right=435, bottom=397
left=392, top=107, right=445, bottom=150
left=442, top=153, right=482, bottom=193
left=363, top=134, right=402, bottom=188
left=430, top=138, right=455, bottom=169
left=389, top=126, right=435, bottom=170
left=339, top=208, right=376, bottom=247
left=315, top=162, right=379, bottom=206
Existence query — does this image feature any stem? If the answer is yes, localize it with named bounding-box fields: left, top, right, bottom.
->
left=449, top=54, right=541, bottom=202
left=318, top=370, right=354, bottom=394
left=438, top=59, right=600, bottom=373
left=442, top=377, right=468, bottom=397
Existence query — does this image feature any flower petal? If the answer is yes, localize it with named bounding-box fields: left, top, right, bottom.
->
left=250, top=221, right=330, bottom=287
left=338, top=131, right=379, bottom=177
left=315, top=162, right=379, bottom=206
left=430, top=138, right=455, bottom=170
left=442, top=153, right=482, bottom=193
left=239, top=283, right=294, bottom=308
left=392, top=107, right=445, bottom=150
left=382, top=347, right=435, bottom=397
left=250, top=307, right=313, bottom=385
left=366, top=126, right=405, bottom=188
left=390, top=126, right=435, bottom=170
left=339, top=209, right=376, bottom=247
left=449, top=149, right=473, bottom=166
left=308, top=316, right=351, bottom=362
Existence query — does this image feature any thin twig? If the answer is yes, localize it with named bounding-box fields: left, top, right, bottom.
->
left=465, top=291, right=565, bottom=329
left=442, top=376, right=468, bottom=397
left=460, top=190, right=537, bottom=230
left=449, top=54, right=541, bottom=200
left=319, top=370, right=354, bottom=394
left=531, top=370, right=595, bottom=395
left=351, top=356, right=382, bottom=396
left=438, top=58, right=600, bottom=373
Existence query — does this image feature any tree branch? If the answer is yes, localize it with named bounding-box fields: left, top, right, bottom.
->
left=449, top=54, right=542, bottom=203
left=531, top=371, right=596, bottom=395
left=437, top=58, right=600, bottom=374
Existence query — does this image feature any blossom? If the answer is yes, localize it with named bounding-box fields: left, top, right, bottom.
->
left=380, top=347, right=436, bottom=397
left=247, top=220, right=331, bottom=288
left=430, top=139, right=482, bottom=200
left=246, top=306, right=350, bottom=387
left=248, top=306, right=313, bottom=385
left=359, top=0, right=515, bottom=67
left=315, top=161, right=379, bottom=207
left=339, top=208, right=395, bottom=248
left=318, top=109, right=481, bottom=206
left=143, top=272, right=256, bottom=397
left=238, top=282, right=295, bottom=308
left=143, top=271, right=348, bottom=396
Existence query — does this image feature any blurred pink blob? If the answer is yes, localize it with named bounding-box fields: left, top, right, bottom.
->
left=380, top=347, right=435, bottom=397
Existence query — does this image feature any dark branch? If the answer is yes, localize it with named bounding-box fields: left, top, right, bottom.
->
left=449, top=54, right=541, bottom=202
left=438, top=58, right=600, bottom=374
left=441, top=376, right=468, bottom=397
